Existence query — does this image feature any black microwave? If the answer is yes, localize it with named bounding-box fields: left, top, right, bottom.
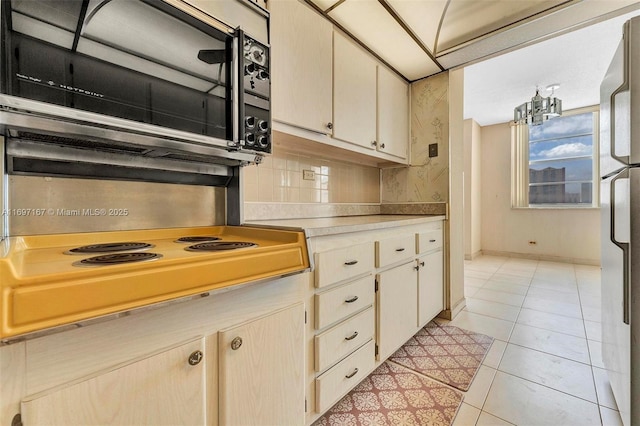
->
left=0, top=0, right=271, bottom=154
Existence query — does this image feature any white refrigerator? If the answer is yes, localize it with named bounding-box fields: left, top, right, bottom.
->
left=600, top=16, right=640, bottom=426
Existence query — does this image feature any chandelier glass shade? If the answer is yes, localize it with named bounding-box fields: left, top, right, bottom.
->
left=514, top=89, right=562, bottom=126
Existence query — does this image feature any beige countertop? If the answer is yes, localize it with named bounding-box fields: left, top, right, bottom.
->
left=244, top=215, right=446, bottom=238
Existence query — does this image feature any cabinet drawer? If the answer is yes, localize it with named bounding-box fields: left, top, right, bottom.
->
left=315, top=242, right=374, bottom=288
left=315, top=307, right=374, bottom=372
left=315, top=275, right=373, bottom=329
left=416, top=229, right=443, bottom=254
left=315, top=340, right=375, bottom=413
left=376, top=235, right=415, bottom=267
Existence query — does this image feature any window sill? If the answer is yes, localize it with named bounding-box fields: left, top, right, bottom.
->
left=511, top=205, right=600, bottom=211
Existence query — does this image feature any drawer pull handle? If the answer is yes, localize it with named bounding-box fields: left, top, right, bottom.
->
left=420, top=261, right=425, bottom=267
left=345, top=368, right=359, bottom=379
left=395, top=248, right=405, bottom=252
left=429, top=239, right=437, bottom=243
left=344, top=260, right=359, bottom=266
left=345, top=331, right=359, bottom=341
left=345, top=296, right=359, bottom=303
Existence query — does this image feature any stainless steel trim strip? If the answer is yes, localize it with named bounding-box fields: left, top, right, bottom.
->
left=0, top=107, right=259, bottom=165
left=6, top=140, right=233, bottom=176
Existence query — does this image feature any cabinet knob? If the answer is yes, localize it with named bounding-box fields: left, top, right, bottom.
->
left=371, top=141, right=377, bottom=147
left=345, top=368, right=359, bottom=379
left=414, top=265, right=420, bottom=271
left=380, top=143, right=386, bottom=149
left=231, top=337, right=243, bottom=350
left=326, top=122, right=333, bottom=130
left=188, top=350, right=203, bottom=366
left=420, top=261, right=425, bottom=267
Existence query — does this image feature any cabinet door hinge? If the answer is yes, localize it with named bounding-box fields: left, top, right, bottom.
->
left=304, top=310, right=307, bottom=324
left=305, top=398, right=308, bottom=413
left=374, top=279, right=379, bottom=292
left=375, top=344, right=379, bottom=356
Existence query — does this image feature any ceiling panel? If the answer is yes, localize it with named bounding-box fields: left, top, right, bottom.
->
left=385, top=0, right=447, bottom=53
left=437, top=0, right=571, bottom=53
left=329, top=0, right=441, bottom=80
left=307, top=0, right=339, bottom=12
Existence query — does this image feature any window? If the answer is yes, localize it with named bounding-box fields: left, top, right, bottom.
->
left=512, top=108, right=599, bottom=207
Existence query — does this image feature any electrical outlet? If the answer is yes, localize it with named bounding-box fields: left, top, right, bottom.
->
left=302, top=169, right=315, bottom=180
left=428, top=143, right=438, bottom=158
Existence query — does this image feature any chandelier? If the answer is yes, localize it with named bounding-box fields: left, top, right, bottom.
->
left=514, top=85, right=562, bottom=126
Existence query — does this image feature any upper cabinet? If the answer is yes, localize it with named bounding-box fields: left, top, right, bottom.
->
left=269, top=0, right=333, bottom=134
left=377, top=66, right=409, bottom=159
left=332, top=31, right=377, bottom=151
left=269, top=0, right=409, bottom=164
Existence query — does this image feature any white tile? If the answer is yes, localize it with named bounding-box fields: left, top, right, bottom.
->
left=522, top=295, right=583, bottom=319
left=530, top=278, right=578, bottom=293
left=472, top=289, right=525, bottom=307
left=476, top=411, right=515, bottom=425
left=600, top=406, right=624, bottom=426
left=588, top=339, right=605, bottom=368
left=452, top=403, right=481, bottom=426
left=449, top=311, right=515, bottom=341
left=464, top=298, right=521, bottom=322
left=509, top=324, right=591, bottom=364
left=534, top=270, right=576, bottom=283
left=498, top=344, right=597, bottom=402
left=483, top=372, right=601, bottom=426
left=466, top=269, right=496, bottom=280
left=592, top=367, right=619, bottom=410
left=481, top=280, right=529, bottom=296
left=582, top=304, right=602, bottom=322
left=466, top=276, right=487, bottom=288
left=516, top=308, right=586, bottom=338
left=465, top=285, right=481, bottom=298
left=483, top=339, right=508, bottom=369
left=463, top=365, right=497, bottom=409
left=584, top=320, right=602, bottom=342
left=526, top=286, right=580, bottom=305
left=487, top=272, right=532, bottom=286
left=580, top=293, right=601, bottom=308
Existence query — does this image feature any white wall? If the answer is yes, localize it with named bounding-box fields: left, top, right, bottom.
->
left=463, top=119, right=482, bottom=259
left=480, top=122, right=601, bottom=265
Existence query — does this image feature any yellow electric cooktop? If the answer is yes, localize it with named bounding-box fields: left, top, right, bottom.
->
left=0, top=226, right=309, bottom=340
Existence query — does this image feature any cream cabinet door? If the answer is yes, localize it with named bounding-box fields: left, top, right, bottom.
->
left=376, top=261, right=418, bottom=361
left=333, top=31, right=377, bottom=150
left=21, top=338, right=206, bottom=426
left=270, top=0, right=333, bottom=134
left=377, top=66, right=409, bottom=159
left=218, top=303, right=304, bottom=425
left=418, top=250, right=444, bottom=327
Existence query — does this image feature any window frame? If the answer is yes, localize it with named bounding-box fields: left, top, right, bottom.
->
left=511, top=106, right=600, bottom=209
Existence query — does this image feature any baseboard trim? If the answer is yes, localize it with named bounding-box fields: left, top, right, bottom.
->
left=480, top=250, right=600, bottom=266
left=464, top=250, right=483, bottom=261
left=438, top=297, right=467, bottom=321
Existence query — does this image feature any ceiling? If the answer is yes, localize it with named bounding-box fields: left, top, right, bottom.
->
left=305, top=0, right=640, bottom=126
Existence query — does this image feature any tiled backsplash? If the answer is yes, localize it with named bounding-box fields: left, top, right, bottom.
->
left=243, top=148, right=380, bottom=204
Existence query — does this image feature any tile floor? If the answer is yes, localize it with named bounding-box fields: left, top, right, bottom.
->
left=447, top=255, right=622, bottom=426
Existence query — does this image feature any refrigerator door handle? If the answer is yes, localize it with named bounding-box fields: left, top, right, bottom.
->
left=610, top=168, right=631, bottom=324
left=610, top=23, right=631, bottom=165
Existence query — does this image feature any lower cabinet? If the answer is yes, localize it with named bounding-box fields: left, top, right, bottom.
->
left=417, top=250, right=444, bottom=327
left=218, top=303, right=305, bottom=425
left=375, top=260, right=418, bottom=361
left=21, top=338, right=206, bottom=426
